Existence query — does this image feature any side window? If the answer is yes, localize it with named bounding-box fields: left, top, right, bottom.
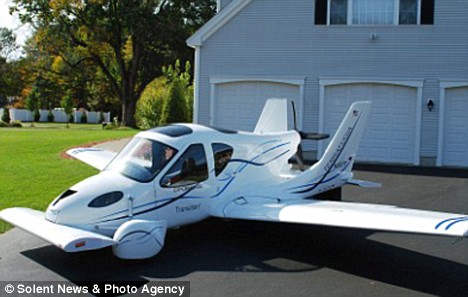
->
left=161, top=144, right=208, bottom=187
left=212, top=143, right=234, bottom=176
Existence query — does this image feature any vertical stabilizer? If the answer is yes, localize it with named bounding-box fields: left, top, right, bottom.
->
left=254, top=98, right=288, bottom=134
left=315, top=101, right=371, bottom=175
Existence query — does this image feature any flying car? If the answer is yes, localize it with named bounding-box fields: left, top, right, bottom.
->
left=1, top=99, right=467, bottom=259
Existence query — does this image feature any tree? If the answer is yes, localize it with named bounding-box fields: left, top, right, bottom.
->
left=12, top=0, right=216, bottom=127
left=0, top=28, right=22, bottom=104
left=61, top=91, right=74, bottom=127
left=0, top=28, right=17, bottom=58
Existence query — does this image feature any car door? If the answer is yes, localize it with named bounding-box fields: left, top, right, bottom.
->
left=155, top=143, right=214, bottom=227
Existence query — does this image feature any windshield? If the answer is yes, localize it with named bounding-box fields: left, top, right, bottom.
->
left=106, top=137, right=178, bottom=182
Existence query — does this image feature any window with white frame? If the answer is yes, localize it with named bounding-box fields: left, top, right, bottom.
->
left=315, top=0, right=434, bottom=26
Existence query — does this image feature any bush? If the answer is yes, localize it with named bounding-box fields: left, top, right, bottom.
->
left=68, top=113, right=74, bottom=123
left=136, top=77, right=168, bottom=129
left=47, top=110, right=55, bottom=122
left=2, top=107, right=11, bottom=123
left=80, top=112, right=88, bottom=124
left=10, top=120, right=22, bottom=128
left=33, top=109, right=41, bottom=122
left=0, top=120, right=22, bottom=128
left=161, top=79, right=188, bottom=124
left=99, top=111, right=105, bottom=123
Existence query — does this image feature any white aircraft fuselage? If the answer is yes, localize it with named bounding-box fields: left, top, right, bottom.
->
left=47, top=124, right=341, bottom=237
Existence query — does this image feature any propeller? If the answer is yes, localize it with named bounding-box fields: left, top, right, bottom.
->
left=291, top=101, right=330, bottom=171
left=292, top=101, right=306, bottom=171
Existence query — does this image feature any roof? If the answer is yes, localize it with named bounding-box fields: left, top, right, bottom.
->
left=186, top=0, right=253, bottom=47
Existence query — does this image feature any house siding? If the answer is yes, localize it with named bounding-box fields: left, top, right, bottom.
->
left=195, top=0, right=468, bottom=162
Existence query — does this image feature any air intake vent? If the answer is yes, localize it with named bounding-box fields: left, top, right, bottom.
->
left=52, top=189, right=77, bottom=206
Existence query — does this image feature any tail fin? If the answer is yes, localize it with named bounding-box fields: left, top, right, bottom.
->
left=254, top=98, right=288, bottom=134
left=315, top=101, right=371, bottom=174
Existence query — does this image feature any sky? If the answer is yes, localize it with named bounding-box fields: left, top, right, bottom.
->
left=0, top=0, right=33, bottom=57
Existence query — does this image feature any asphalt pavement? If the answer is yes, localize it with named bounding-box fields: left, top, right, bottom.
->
left=0, top=165, right=467, bottom=297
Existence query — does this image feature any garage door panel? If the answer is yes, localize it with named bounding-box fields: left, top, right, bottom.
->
left=443, top=87, right=468, bottom=167
left=324, top=84, right=417, bottom=164
left=214, top=81, right=299, bottom=132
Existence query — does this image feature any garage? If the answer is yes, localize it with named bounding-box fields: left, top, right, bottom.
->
left=212, top=80, right=301, bottom=131
left=321, top=83, right=419, bottom=165
left=440, top=87, right=468, bottom=167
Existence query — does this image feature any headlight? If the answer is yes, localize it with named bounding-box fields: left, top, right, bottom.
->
left=88, top=191, right=124, bottom=208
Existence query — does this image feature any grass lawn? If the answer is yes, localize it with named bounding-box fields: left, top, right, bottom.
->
left=0, top=123, right=138, bottom=233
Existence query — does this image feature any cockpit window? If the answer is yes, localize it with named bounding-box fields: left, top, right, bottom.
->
left=212, top=143, right=233, bottom=176
left=161, top=144, right=208, bottom=188
left=106, top=137, right=178, bottom=182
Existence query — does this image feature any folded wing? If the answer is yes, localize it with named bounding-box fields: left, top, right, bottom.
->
left=0, top=208, right=116, bottom=252
left=219, top=198, right=468, bottom=237
left=67, top=147, right=117, bottom=170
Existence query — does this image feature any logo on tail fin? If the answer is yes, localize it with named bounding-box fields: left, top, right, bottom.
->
left=324, top=126, right=354, bottom=172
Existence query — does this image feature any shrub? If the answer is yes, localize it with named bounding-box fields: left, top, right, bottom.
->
left=10, top=120, right=22, bottom=128
left=68, top=113, right=74, bottom=123
left=33, top=109, right=41, bottom=122
left=1, top=107, right=11, bottom=123
left=136, top=77, right=168, bottom=129
left=47, top=110, right=55, bottom=122
left=99, top=111, right=105, bottom=123
left=80, top=112, right=88, bottom=124
left=0, top=120, right=22, bottom=128
left=161, top=79, right=188, bottom=124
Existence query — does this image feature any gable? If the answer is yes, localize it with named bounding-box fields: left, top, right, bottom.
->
left=187, top=0, right=253, bottom=47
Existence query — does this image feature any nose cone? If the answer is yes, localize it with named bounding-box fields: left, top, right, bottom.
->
left=46, top=171, right=144, bottom=228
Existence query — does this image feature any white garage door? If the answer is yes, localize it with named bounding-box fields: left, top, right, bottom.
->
left=213, top=81, right=300, bottom=131
left=442, top=87, right=468, bottom=167
left=322, top=84, right=418, bottom=164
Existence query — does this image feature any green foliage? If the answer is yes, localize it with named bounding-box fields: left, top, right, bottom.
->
left=161, top=60, right=193, bottom=124
left=80, top=112, right=88, bottom=124
left=0, top=28, right=17, bottom=58
left=2, top=107, right=10, bottom=123
left=10, top=0, right=215, bottom=127
left=61, top=92, right=74, bottom=117
left=10, top=120, right=22, bottom=128
left=99, top=111, right=105, bottom=123
left=61, top=91, right=74, bottom=127
left=47, top=110, right=55, bottom=122
left=162, top=79, right=188, bottom=124
left=26, top=86, right=40, bottom=112
left=33, top=109, right=41, bottom=122
left=136, top=60, right=193, bottom=129
left=136, top=77, right=169, bottom=129
left=0, top=120, right=23, bottom=128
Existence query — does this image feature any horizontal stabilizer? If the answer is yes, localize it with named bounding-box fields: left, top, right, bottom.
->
left=299, top=132, right=330, bottom=140
left=67, top=147, right=117, bottom=170
left=347, top=179, right=382, bottom=188
left=0, top=208, right=116, bottom=252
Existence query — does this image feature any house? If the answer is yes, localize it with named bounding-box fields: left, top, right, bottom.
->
left=187, top=0, right=468, bottom=168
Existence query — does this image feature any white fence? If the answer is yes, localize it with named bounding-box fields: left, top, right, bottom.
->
left=8, top=108, right=111, bottom=124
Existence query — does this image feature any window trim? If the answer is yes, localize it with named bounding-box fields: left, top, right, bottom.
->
left=325, top=0, right=423, bottom=26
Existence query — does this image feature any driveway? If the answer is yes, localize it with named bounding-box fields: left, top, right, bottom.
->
left=0, top=167, right=467, bottom=297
